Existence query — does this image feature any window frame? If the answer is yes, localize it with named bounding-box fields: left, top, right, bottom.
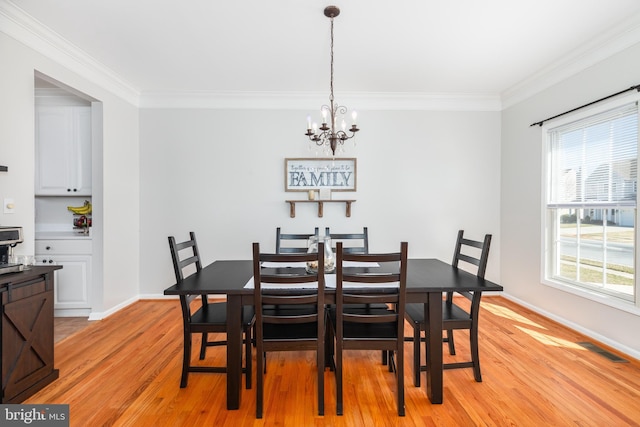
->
left=541, top=91, right=640, bottom=312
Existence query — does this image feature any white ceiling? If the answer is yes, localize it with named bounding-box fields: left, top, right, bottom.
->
left=8, top=0, right=640, bottom=105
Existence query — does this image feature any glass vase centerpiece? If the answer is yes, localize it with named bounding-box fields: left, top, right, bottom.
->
left=305, top=235, right=335, bottom=273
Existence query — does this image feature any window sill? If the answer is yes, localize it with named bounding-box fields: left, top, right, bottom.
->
left=541, top=278, right=640, bottom=316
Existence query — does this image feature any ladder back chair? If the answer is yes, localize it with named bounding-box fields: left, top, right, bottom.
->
left=168, top=232, right=255, bottom=389
left=404, top=229, right=492, bottom=386
left=325, top=226, right=388, bottom=364
left=275, top=227, right=319, bottom=253
left=252, top=242, right=326, bottom=419
left=329, top=241, right=408, bottom=416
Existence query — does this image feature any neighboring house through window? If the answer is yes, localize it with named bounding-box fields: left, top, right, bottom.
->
left=543, top=97, right=639, bottom=306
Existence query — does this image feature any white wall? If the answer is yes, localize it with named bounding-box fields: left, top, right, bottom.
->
left=0, top=33, right=140, bottom=316
left=138, top=108, right=502, bottom=294
left=501, top=41, right=640, bottom=357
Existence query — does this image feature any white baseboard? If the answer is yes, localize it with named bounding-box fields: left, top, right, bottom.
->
left=87, top=295, right=139, bottom=320
left=54, top=308, right=91, bottom=317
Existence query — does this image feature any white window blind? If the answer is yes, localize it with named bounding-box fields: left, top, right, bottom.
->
left=548, top=103, right=638, bottom=208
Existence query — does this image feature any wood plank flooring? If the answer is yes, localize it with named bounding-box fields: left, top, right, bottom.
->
left=54, top=317, right=91, bottom=343
left=27, top=297, right=640, bottom=426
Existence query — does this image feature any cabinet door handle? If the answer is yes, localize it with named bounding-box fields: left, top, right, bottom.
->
left=48, top=259, right=53, bottom=264
left=46, top=246, right=51, bottom=250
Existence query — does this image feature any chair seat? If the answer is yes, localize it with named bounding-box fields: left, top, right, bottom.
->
left=405, top=301, right=470, bottom=327
left=263, top=321, right=319, bottom=340
left=329, top=308, right=398, bottom=339
left=191, top=302, right=255, bottom=327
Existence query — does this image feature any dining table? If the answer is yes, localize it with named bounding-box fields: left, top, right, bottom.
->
left=163, top=258, right=503, bottom=410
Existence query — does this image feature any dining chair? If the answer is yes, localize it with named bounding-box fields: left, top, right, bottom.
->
left=252, top=241, right=326, bottom=419
left=326, top=226, right=390, bottom=365
left=275, top=227, right=319, bottom=253
left=168, top=232, right=255, bottom=389
left=328, top=241, right=408, bottom=416
left=325, top=226, right=369, bottom=254
left=404, top=229, right=492, bottom=386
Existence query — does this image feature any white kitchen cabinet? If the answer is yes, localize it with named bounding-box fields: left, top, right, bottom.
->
left=35, top=239, right=91, bottom=316
left=35, top=105, right=92, bottom=196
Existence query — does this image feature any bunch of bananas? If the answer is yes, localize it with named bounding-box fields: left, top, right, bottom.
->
left=67, top=200, right=92, bottom=215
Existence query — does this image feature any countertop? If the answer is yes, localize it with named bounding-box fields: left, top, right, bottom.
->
left=0, top=265, right=62, bottom=288
left=35, top=231, right=92, bottom=240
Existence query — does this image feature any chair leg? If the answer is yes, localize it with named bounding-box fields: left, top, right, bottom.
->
left=470, top=325, right=482, bottom=382
left=256, top=347, right=263, bottom=419
left=413, top=324, right=421, bottom=387
left=336, top=344, right=343, bottom=416
left=325, top=320, right=334, bottom=370
left=180, top=331, right=191, bottom=388
left=199, top=332, right=208, bottom=360
left=396, top=348, right=405, bottom=417
left=245, top=326, right=252, bottom=389
left=318, top=341, right=325, bottom=415
left=446, top=329, right=456, bottom=355
left=381, top=350, right=388, bottom=366
left=388, top=351, right=396, bottom=373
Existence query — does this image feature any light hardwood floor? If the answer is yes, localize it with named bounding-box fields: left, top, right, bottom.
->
left=28, top=297, right=640, bottom=426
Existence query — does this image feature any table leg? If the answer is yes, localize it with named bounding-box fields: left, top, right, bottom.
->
left=226, top=294, right=243, bottom=410
left=425, top=292, right=443, bottom=404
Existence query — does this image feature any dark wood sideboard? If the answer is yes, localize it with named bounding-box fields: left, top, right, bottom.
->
left=0, top=266, right=61, bottom=403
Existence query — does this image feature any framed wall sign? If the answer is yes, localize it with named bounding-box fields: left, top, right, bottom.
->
left=285, top=158, right=357, bottom=192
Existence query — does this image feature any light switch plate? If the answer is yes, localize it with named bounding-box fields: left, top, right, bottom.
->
left=4, top=198, right=15, bottom=214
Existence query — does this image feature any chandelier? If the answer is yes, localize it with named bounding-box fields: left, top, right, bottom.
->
left=305, top=5, right=359, bottom=156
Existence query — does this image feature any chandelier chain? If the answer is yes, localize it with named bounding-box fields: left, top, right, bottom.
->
left=329, top=16, right=334, bottom=107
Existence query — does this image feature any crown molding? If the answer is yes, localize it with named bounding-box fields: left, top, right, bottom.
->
left=139, top=90, right=502, bottom=111
left=0, top=0, right=140, bottom=106
left=502, top=11, right=640, bottom=109
left=4, top=0, right=639, bottom=112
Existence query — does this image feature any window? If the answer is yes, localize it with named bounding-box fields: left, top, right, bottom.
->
left=544, top=101, right=638, bottom=303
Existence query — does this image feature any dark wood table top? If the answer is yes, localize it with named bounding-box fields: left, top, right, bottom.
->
left=163, top=258, right=503, bottom=295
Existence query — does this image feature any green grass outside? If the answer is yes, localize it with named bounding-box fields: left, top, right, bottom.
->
left=560, top=255, right=633, bottom=286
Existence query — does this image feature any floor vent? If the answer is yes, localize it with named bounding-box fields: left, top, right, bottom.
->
left=577, top=342, right=628, bottom=363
